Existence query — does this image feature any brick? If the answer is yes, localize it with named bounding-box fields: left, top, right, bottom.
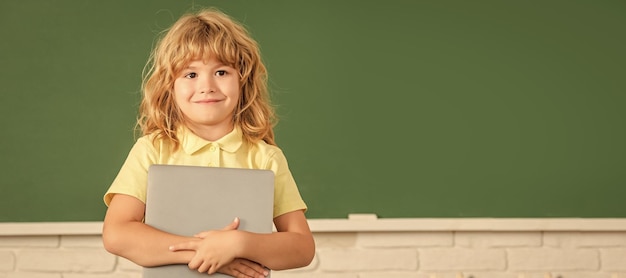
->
left=514, top=273, right=553, bottom=278
left=550, top=273, right=613, bottom=278
left=16, top=248, right=115, bottom=272
left=361, top=273, right=506, bottom=278
left=601, top=248, right=626, bottom=271
left=427, top=274, right=466, bottom=278
left=271, top=273, right=357, bottom=278
left=358, top=232, right=453, bottom=248
left=61, top=235, right=105, bottom=248
left=508, top=248, right=599, bottom=271
left=419, top=248, right=506, bottom=271
left=0, top=250, right=15, bottom=271
left=6, top=273, right=62, bottom=278
left=455, top=232, right=541, bottom=248
left=460, top=272, right=519, bottom=278
left=359, top=273, right=429, bottom=278
left=0, top=236, right=59, bottom=248
left=319, top=249, right=417, bottom=271
left=544, top=232, right=626, bottom=248
left=64, top=274, right=141, bottom=278
left=314, top=233, right=357, bottom=248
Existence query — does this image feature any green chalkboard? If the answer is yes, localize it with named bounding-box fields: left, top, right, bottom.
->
left=1, top=0, right=625, bottom=222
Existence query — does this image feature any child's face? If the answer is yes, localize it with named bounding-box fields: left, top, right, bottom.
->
left=173, top=56, right=240, bottom=136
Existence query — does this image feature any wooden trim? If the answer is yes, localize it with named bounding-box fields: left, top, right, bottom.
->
left=0, top=222, right=104, bottom=236
left=309, top=217, right=626, bottom=232
left=2, top=217, right=626, bottom=236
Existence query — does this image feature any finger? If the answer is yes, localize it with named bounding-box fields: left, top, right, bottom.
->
left=169, top=241, right=199, bottom=251
left=222, top=217, right=240, bottom=231
left=208, top=262, right=220, bottom=275
left=187, top=257, right=201, bottom=270
left=197, top=260, right=210, bottom=273
left=193, top=231, right=210, bottom=238
left=233, top=269, right=256, bottom=278
left=238, top=260, right=268, bottom=278
left=240, top=260, right=268, bottom=276
left=235, top=267, right=263, bottom=278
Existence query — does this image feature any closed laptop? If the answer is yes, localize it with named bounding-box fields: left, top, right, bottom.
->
left=143, top=165, right=274, bottom=278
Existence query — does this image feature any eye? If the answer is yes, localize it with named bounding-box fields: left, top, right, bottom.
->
left=184, top=72, right=197, bottom=79
left=215, top=70, right=227, bottom=76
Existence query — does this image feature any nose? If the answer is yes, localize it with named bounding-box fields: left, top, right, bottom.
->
left=198, top=75, right=215, bottom=94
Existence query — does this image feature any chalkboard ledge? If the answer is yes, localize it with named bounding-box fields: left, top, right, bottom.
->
left=310, top=215, right=626, bottom=232
left=2, top=216, right=626, bottom=236
left=0, top=221, right=103, bottom=236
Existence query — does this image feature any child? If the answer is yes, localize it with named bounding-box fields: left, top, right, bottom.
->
left=102, top=8, right=315, bottom=277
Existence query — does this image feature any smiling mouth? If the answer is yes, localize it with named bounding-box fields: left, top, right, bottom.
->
left=196, top=99, right=222, bottom=103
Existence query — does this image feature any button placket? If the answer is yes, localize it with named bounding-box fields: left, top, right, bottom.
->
left=206, top=143, right=220, bottom=167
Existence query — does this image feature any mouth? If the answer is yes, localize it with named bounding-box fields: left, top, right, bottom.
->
left=195, top=99, right=222, bottom=104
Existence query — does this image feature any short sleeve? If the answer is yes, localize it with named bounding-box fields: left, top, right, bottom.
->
left=103, top=137, right=158, bottom=206
left=265, top=148, right=307, bottom=218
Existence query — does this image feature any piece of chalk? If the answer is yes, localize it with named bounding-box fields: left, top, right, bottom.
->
left=348, top=214, right=378, bottom=220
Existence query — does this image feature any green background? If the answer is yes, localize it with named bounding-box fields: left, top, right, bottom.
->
left=1, top=1, right=624, bottom=222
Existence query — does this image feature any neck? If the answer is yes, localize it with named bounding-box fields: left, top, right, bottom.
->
left=185, top=122, right=235, bottom=142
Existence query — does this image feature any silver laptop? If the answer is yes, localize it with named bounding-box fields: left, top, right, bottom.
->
left=143, top=165, right=274, bottom=278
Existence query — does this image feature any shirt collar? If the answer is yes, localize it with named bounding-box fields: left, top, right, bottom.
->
left=180, top=126, right=243, bottom=155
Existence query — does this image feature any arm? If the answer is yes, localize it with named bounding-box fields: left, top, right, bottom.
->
left=103, top=194, right=273, bottom=277
left=237, top=209, right=315, bottom=270
left=102, top=193, right=197, bottom=266
left=171, top=209, right=315, bottom=273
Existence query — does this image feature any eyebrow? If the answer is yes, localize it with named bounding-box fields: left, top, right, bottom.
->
left=184, top=62, right=231, bottom=70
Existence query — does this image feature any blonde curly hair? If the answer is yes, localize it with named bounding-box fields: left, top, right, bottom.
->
left=137, top=8, right=276, bottom=147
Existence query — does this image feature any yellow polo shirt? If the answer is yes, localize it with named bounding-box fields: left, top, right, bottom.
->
left=104, top=127, right=307, bottom=218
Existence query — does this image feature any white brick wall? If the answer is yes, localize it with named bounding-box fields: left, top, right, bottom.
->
left=1, top=221, right=626, bottom=278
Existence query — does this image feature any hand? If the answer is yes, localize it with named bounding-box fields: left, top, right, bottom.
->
left=192, top=216, right=240, bottom=239
left=217, top=258, right=269, bottom=278
left=169, top=218, right=243, bottom=274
